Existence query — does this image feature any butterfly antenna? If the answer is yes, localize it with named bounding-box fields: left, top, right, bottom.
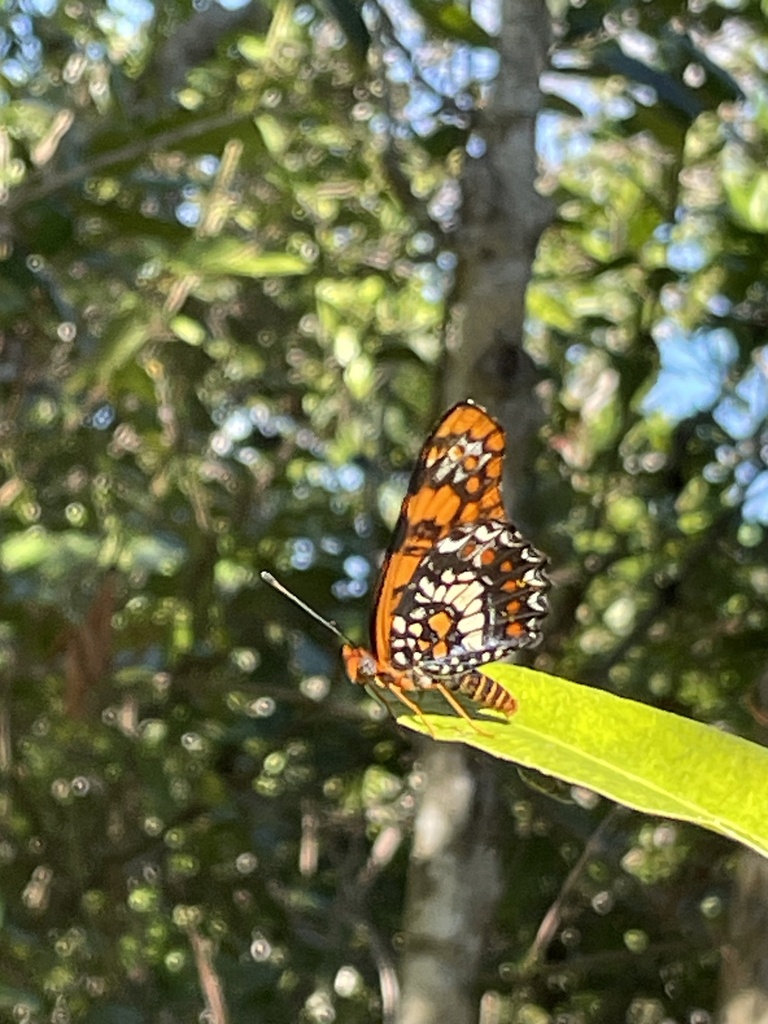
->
left=260, top=571, right=353, bottom=645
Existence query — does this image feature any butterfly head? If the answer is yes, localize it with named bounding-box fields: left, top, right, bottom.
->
left=342, top=645, right=377, bottom=685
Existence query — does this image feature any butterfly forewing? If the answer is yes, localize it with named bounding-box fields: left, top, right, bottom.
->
left=371, top=402, right=507, bottom=660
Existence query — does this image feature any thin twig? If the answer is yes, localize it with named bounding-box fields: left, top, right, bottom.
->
left=362, top=916, right=400, bottom=1024
left=513, top=938, right=706, bottom=982
left=6, top=111, right=246, bottom=212
left=520, top=806, right=625, bottom=972
left=189, top=927, right=230, bottom=1024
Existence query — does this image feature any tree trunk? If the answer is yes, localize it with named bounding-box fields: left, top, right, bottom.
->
left=718, top=667, right=768, bottom=1024
left=397, top=2, right=552, bottom=1022
left=399, top=746, right=504, bottom=1024
left=718, top=846, right=768, bottom=1024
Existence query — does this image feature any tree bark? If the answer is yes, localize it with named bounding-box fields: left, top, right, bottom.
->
left=399, top=747, right=504, bottom=1024
left=447, top=0, right=553, bottom=518
left=719, top=850, right=768, bottom=1024
left=718, top=665, right=768, bottom=1024
left=397, top=3, right=553, bottom=1022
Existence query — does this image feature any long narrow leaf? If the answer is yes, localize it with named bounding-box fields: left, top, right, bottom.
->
left=399, top=664, right=768, bottom=858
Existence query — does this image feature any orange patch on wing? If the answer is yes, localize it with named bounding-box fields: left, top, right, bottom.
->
left=388, top=551, right=422, bottom=593
left=406, top=485, right=461, bottom=533
left=485, top=431, right=504, bottom=453
left=428, top=610, right=453, bottom=636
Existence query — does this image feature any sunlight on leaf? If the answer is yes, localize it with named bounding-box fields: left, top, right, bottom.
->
left=400, top=663, right=768, bottom=858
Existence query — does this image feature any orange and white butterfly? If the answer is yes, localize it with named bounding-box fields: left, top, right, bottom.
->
left=262, top=400, right=549, bottom=728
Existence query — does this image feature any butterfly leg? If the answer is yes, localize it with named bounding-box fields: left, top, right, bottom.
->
left=385, top=685, right=437, bottom=738
left=434, top=683, right=492, bottom=736
left=363, top=684, right=414, bottom=729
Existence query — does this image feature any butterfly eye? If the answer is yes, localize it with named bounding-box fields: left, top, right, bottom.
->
left=360, top=654, right=377, bottom=679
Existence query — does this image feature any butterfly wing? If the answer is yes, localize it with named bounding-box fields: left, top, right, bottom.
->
left=371, top=401, right=549, bottom=674
left=388, top=519, right=549, bottom=676
left=371, top=401, right=505, bottom=660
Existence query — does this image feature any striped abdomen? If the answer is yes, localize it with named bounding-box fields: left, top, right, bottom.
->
left=453, top=671, right=517, bottom=715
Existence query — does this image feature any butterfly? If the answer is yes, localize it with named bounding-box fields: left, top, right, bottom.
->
left=262, top=400, right=550, bottom=731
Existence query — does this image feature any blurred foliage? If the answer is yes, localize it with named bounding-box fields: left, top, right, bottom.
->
left=1, top=0, right=768, bottom=1021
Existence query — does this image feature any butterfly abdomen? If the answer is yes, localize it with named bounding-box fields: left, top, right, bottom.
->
left=454, top=672, right=517, bottom=715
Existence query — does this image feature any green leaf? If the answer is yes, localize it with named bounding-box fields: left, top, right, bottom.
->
left=409, top=0, right=491, bottom=46
left=399, top=664, right=768, bottom=858
left=254, top=115, right=290, bottom=158
left=238, top=34, right=269, bottom=65
left=722, top=145, right=768, bottom=233
left=186, top=239, right=313, bottom=278
left=1, top=528, right=100, bottom=574
left=170, top=314, right=205, bottom=346
left=67, top=310, right=153, bottom=391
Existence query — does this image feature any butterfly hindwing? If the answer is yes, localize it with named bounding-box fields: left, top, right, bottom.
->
left=387, top=520, right=549, bottom=676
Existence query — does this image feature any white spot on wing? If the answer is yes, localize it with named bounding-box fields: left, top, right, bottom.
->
left=437, top=534, right=467, bottom=554
left=460, top=612, right=486, bottom=638
left=443, top=580, right=484, bottom=612
left=522, top=568, right=545, bottom=585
